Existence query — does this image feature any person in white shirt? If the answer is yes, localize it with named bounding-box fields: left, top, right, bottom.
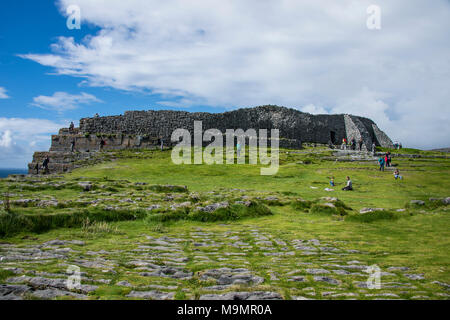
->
left=342, top=176, right=353, bottom=191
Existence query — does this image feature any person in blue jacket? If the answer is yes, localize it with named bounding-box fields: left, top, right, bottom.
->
left=378, top=156, right=385, bottom=171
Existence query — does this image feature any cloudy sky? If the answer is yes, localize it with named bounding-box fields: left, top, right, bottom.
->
left=0, top=0, right=449, bottom=168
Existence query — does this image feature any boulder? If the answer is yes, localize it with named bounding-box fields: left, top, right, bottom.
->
left=196, top=202, right=229, bottom=213
left=78, top=182, right=93, bottom=191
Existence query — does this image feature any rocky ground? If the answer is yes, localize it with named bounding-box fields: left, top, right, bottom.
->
left=1, top=148, right=449, bottom=300
left=1, top=224, right=449, bottom=300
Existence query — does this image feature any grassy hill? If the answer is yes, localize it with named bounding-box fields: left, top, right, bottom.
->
left=0, top=147, right=449, bottom=300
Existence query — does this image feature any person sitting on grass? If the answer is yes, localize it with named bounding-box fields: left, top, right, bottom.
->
left=394, top=169, right=403, bottom=180
left=330, top=176, right=335, bottom=187
left=342, top=176, right=353, bottom=191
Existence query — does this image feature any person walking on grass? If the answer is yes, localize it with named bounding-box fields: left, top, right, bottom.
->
left=387, top=152, right=392, bottom=167
left=342, top=176, right=353, bottom=191
left=384, top=153, right=389, bottom=168
left=351, top=138, right=356, bottom=150
left=378, top=156, right=385, bottom=171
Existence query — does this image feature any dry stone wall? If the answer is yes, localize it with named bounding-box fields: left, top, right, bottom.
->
left=28, top=105, right=394, bottom=174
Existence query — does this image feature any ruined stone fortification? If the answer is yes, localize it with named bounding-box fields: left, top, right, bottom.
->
left=28, top=105, right=394, bottom=174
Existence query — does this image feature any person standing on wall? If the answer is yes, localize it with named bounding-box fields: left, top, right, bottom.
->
left=42, top=156, right=50, bottom=175
left=100, top=138, right=106, bottom=151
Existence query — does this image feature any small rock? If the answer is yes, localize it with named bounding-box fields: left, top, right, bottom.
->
left=360, top=208, right=384, bottom=214
left=127, top=290, right=174, bottom=300
left=199, top=291, right=282, bottom=300
left=313, top=276, right=340, bottom=285
left=78, top=182, right=93, bottom=192
left=404, top=274, right=425, bottom=280
left=306, top=268, right=330, bottom=275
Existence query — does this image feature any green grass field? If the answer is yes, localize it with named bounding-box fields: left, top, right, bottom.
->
left=0, top=147, right=449, bottom=300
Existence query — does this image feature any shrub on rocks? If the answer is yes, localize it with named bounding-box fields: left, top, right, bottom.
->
left=148, top=185, right=188, bottom=193
left=405, top=198, right=448, bottom=210
left=291, top=199, right=313, bottom=212
left=189, top=201, right=272, bottom=222
left=0, top=207, right=146, bottom=237
left=309, top=204, right=347, bottom=216
left=347, top=210, right=399, bottom=223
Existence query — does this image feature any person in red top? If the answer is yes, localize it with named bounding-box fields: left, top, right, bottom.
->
left=385, top=153, right=389, bottom=168
left=341, top=138, right=347, bottom=150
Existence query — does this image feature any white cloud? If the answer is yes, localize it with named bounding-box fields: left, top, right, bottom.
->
left=0, top=118, right=69, bottom=168
left=0, top=130, right=12, bottom=148
left=298, top=104, right=330, bottom=115
left=0, top=87, right=10, bottom=99
left=19, top=0, right=450, bottom=149
left=31, top=92, right=102, bottom=112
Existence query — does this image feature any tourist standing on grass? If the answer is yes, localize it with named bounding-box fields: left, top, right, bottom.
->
left=394, top=169, right=403, bottom=180
left=100, top=139, right=106, bottom=151
left=42, top=156, right=50, bottom=175
left=387, top=152, right=392, bottom=167
left=351, top=138, right=356, bottom=150
left=330, top=176, right=335, bottom=187
left=342, top=176, right=353, bottom=191
left=385, top=153, right=389, bottom=168
left=342, top=138, right=347, bottom=150
left=378, top=156, right=385, bottom=171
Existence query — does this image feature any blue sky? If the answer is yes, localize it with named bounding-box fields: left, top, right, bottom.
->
left=0, top=0, right=449, bottom=168
left=0, top=1, right=217, bottom=120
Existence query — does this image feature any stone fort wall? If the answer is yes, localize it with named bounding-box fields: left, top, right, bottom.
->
left=28, top=105, right=394, bottom=174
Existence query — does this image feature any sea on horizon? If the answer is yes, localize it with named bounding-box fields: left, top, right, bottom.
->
left=0, top=168, right=28, bottom=178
